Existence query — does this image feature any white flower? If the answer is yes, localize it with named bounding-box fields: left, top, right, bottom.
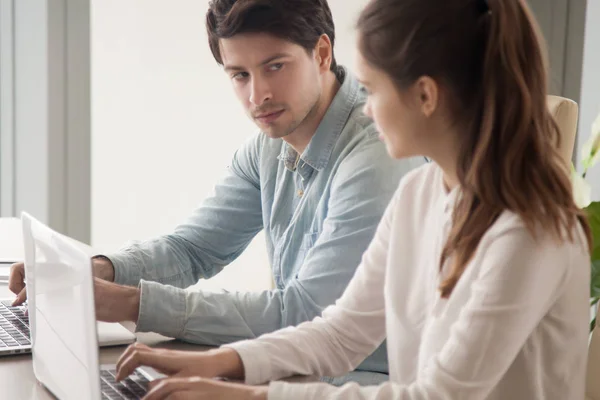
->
left=582, top=111, right=600, bottom=170
left=572, top=164, right=592, bottom=208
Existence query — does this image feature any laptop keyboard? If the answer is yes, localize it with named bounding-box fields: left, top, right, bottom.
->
left=1, top=302, right=148, bottom=398
left=0, top=301, right=30, bottom=348
left=100, top=369, right=149, bottom=400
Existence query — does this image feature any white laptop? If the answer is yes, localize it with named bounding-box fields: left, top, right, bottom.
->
left=0, top=225, right=136, bottom=357
left=20, top=212, right=154, bottom=399
left=0, top=301, right=136, bottom=356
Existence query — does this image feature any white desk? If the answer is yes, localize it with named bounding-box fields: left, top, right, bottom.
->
left=0, top=218, right=314, bottom=399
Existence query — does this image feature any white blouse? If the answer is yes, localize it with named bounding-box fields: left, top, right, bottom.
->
left=226, top=163, right=591, bottom=399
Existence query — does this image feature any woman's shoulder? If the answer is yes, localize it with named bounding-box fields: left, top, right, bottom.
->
left=384, top=162, right=448, bottom=226
left=395, top=161, right=440, bottom=194
left=481, top=210, right=589, bottom=264
left=393, top=161, right=445, bottom=206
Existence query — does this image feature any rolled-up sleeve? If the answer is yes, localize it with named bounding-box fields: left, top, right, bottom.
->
left=106, top=134, right=264, bottom=289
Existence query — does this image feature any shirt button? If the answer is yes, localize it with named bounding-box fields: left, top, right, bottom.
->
left=297, top=189, right=304, bottom=197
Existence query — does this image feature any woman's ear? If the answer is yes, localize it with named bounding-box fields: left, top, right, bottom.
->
left=415, top=76, right=439, bottom=117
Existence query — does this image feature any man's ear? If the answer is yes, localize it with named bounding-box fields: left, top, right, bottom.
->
left=314, top=34, right=333, bottom=73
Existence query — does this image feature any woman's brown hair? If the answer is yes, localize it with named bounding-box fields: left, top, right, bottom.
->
left=357, top=0, right=592, bottom=298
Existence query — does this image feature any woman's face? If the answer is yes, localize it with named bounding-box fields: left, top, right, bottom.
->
left=354, top=51, right=438, bottom=160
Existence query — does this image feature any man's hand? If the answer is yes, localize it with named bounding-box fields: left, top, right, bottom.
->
left=94, top=278, right=141, bottom=323
left=8, top=262, right=26, bottom=306
left=7, top=257, right=116, bottom=306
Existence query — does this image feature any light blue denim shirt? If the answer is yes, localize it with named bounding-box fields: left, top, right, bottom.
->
left=107, top=67, right=423, bottom=374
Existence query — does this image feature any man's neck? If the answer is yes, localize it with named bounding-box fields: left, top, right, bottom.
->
left=284, top=70, right=341, bottom=155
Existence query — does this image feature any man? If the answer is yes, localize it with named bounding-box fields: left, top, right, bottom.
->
left=9, top=0, right=421, bottom=385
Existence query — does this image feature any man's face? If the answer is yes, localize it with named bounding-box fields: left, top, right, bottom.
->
left=220, top=33, right=323, bottom=139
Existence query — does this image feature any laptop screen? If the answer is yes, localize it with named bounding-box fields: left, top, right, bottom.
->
left=22, top=213, right=102, bottom=400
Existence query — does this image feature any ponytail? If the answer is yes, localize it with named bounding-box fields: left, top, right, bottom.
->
left=357, top=0, right=592, bottom=298
left=440, top=0, right=591, bottom=297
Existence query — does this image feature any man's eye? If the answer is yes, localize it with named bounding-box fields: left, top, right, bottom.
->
left=268, top=63, right=284, bottom=71
left=233, top=72, right=249, bottom=80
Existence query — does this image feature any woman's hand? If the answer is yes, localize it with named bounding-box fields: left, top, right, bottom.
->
left=115, top=343, right=245, bottom=382
left=143, top=376, right=268, bottom=400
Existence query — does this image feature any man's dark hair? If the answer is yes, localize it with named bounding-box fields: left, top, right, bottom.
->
left=206, top=0, right=337, bottom=72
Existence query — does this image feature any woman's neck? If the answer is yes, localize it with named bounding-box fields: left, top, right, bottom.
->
left=428, top=123, right=463, bottom=193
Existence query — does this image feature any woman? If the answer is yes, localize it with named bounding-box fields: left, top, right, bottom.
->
left=115, top=0, right=593, bottom=398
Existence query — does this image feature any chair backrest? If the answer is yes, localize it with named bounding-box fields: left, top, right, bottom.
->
left=546, top=96, right=597, bottom=399
left=547, top=95, right=578, bottom=166
left=551, top=95, right=598, bottom=400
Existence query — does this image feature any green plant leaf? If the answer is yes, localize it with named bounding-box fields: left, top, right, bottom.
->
left=591, top=260, right=600, bottom=298
left=586, top=201, right=600, bottom=260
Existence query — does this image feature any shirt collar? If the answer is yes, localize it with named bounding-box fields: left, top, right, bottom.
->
left=437, top=165, right=461, bottom=215
left=278, top=66, right=361, bottom=172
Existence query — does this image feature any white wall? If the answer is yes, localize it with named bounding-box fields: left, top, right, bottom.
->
left=578, top=0, right=600, bottom=200
left=1, top=0, right=91, bottom=241
left=91, top=0, right=369, bottom=291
